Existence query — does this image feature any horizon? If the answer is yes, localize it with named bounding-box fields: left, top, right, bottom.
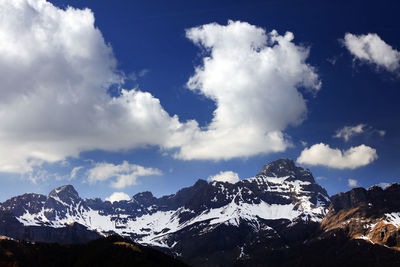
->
left=2, top=158, right=395, bottom=202
left=0, top=0, right=399, bottom=202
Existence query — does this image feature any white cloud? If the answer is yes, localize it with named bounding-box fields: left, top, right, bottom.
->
left=208, top=171, right=239, bottom=184
left=334, top=124, right=386, bottom=141
left=106, top=192, right=131, bottom=203
left=70, top=166, right=83, bottom=179
left=334, top=124, right=366, bottom=141
left=297, top=143, right=378, bottom=169
left=0, top=2, right=321, bottom=174
left=0, top=0, right=196, bottom=173
left=171, top=20, right=321, bottom=160
left=87, top=161, right=161, bottom=188
left=128, top=69, right=150, bottom=81
left=300, top=140, right=308, bottom=147
left=348, top=178, right=358, bottom=187
left=378, top=130, right=386, bottom=137
left=343, top=33, right=400, bottom=72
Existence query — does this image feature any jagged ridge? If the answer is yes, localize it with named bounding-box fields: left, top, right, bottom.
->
left=1, top=159, right=400, bottom=266
left=0, top=160, right=329, bottom=249
left=321, top=183, right=400, bottom=250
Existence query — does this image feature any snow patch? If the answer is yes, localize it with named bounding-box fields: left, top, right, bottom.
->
left=384, top=212, right=400, bottom=227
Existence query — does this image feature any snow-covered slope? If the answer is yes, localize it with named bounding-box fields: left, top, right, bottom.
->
left=0, top=159, right=330, bottom=254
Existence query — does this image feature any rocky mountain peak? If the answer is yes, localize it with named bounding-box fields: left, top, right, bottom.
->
left=133, top=191, right=154, bottom=199
left=257, top=158, right=315, bottom=183
left=48, top=185, right=80, bottom=204
left=132, top=191, right=156, bottom=206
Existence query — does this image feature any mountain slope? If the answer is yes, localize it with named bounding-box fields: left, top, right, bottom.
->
left=0, top=159, right=330, bottom=264
left=235, top=230, right=400, bottom=267
left=235, top=184, right=400, bottom=267
left=320, top=183, right=400, bottom=249
left=2, top=159, right=400, bottom=266
left=0, top=235, right=187, bottom=267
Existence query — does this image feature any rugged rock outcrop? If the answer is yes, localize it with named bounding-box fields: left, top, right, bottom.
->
left=321, top=184, right=400, bottom=250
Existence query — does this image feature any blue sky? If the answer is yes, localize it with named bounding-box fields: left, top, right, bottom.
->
left=0, top=0, right=399, bottom=201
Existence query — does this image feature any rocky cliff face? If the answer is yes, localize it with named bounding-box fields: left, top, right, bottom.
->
left=235, top=183, right=400, bottom=267
left=320, top=184, right=400, bottom=250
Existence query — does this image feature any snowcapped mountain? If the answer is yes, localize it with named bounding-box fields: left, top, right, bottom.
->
left=1, top=158, right=400, bottom=266
left=0, top=159, right=331, bottom=264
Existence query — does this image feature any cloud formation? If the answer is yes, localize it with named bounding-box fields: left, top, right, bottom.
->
left=348, top=178, right=358, bottom=187
left=176, top=21, right=321, bottom=160
left=343, top=33, right=400, bottom=72
left=106, top=192, right=131, bottom=203
left=208, top=171, right=239, bottom=184
left=70, top=166, right=84, bottom=179
left=87, top=161, right=161, bottom=188
left=297, top=143, right=378, bottom=169
left=334, top=124, right=366, bottom=141
left=334, top=124, right=385, bottom=142
left=0, top=0, right=194, bottom=173
left=0, top=1, right=321, bottom=174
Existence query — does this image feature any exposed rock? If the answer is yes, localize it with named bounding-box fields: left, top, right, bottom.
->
left=0, top=159, right=330, bottom=265
left=321, top=184, right=400, bottom=250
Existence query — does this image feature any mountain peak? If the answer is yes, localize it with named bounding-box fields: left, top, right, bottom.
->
left=132, top=191, right=156, bottom=206
left=48, top=185, right=80, bottom=203
left=194, top=179, right=208, bottom=187
left=257, top=158, right=296, bottom=176
left=257, top=159, right=315, bottom=183
left=133, top=191, right=154, bottom=199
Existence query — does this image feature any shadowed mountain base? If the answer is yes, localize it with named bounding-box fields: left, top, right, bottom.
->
left=0, top=235, right=187, bottom=267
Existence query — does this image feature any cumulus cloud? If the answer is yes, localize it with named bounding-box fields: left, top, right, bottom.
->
left=343, top=33, right=400, bottom=72
left=174, top=21, right=321, bottom=160
left=297, top=143, right=378, bottom=169
left=87, top=161, right=161, bottom=188
left=334, top=124, right=385, bottom=141
left=208, top=171, right=240, bottom=183
left=348, top=179, right=358, bottom=187
left=106, top=192, right=131, bottom=203
left=0, top=0, right=196, bottom=173
left=0, top=2, right=321, bottom=174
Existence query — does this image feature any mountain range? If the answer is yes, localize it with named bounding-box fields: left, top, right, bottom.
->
left=0, top=159, right=399, bottom=266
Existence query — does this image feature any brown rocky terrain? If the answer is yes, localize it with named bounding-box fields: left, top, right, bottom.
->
left=320, top=184, right=400, bottom=250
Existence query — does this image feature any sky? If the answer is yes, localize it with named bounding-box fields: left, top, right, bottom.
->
left=0, top=0, right=399, bottom=202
